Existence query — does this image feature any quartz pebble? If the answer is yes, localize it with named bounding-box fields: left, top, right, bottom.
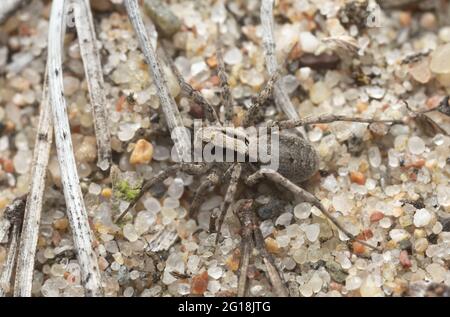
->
left=167, top=178, right=184, bottom=199
left=240, top=69, right=265, bottom=88
left=275, top=212, right=293, bottom=227
left=152, top=146, right=171, bottom=161
left=144, top=197, right=161, bottom=213
left=409, top=60, right=431, bottom=84
left=304, top=224, right=320, bottom=242
left=360, top=275, right=383, bottom=297
left=118, top=123, right=141, bottom=142
left=13, top=150, right=32, bottom=174
left=389, top=229, right=410, bottom=243
left=134, top=210, right=156, bottom=235
left=332, top=194, right=353, bottom=213
left=368, top=146, right=381, bottom=168
left=408, top=136, right=426, bottom=155
left=294, top=203, right=312, bottom=220
left=207, top=266, right=223, bottom=279
left=310, top=81, right=331, bottom=104
left=299, top=32, right=320, bottom=53
left=223, top=47, right=243, bottom=65
left=346, top=276, right=362, bottom=291
left=430, top=43, right=450, bottom=74
left=123, top=224, right=139, bottom=242
left=425, top=263, right=446, bottom=283
left=413, top=208, right=432, bottom=227
left=130, top=139, right=153, bottom=165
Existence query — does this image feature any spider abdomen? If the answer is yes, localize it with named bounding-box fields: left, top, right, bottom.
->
left=272, top=133, right=320, bottom=184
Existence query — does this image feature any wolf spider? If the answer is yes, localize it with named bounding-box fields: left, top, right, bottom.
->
left=115, top=33, right=403, bottom=296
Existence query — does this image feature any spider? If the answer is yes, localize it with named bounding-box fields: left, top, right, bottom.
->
left=113, top=26, right=405, bottom=296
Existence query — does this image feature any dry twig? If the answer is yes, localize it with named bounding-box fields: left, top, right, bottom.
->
left=0, top=196, right=26, bottom=297
left=73, top=0, right=112, bottom=171
left=260, top=0, right=305, bottom=137
left=13, top=69, right=53, bottom=297
left=46, top=0, right=103, bottom=297
left=125, top=0, right=191, bottom=162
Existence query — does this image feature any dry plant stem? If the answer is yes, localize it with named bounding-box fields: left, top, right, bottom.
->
left=0, top=224, right=19, bottom=297
left=0, top=196, right=26, bottom=297
left=125, top=0, right=191, bottom=162
left=13, top=70, right=53, bottom=297
left=73, top=0, right=112, bottom=171
left=260, top=0, right=305, bottom=137
left=247, top=169, right=381, bottom=251
left=47, top=0, right=103, bottom=297
left=272, top=114, right=404, bottom=130
left=0, top=0, right=28, bottom=24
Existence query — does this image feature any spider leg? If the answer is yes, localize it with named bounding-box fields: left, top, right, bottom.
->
left=242, top=70, right=280, bottom=127
left=237, top=237, right=252, bottom=297
left=161, top=46, right=220, bottom=123
left=246, top=169, right=381, bottom=251
left=115, top=163, right=208, bottom=222
left=236, top=200, right=254, bottom=297
left=271, top=114, right=404, bottom=130
left=189, top=169, right=221, bottom=218
left=214, top=163, right=242, bottom=243
left=236, top=199, right=288, bottom=297
left=251, top=209, right=289, bottom=297
left=215, top=31, right=234, bottom=124
left=209, top=164, right=235, bottom=234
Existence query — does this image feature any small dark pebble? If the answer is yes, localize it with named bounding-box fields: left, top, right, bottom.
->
left=427, top=233, right=438, bottom=244
left=117, top=265, right=130, bottom=286
left=297, top=53, right=340, bottom=71
left=257, top=198, right=284, bottom=220
left=398, top=239, right=413, bottom=254
left=345, top=135, right=365, bottom=156
left=150, top=182, right=167, bottom=199
left=325, top=260, right=348, bottom=284
left=338, top=0, right=369, bottom=29
left=400, top=197, right=425, bottom=209
left=309, top=260, right=326, bottom=270
left=440, top=217, right=450, bottom=232
left=143, top=0, right=182, bottom=38
left=189, top=103, right=205, bottom=119
left=437, top=96, right=450, bottom=116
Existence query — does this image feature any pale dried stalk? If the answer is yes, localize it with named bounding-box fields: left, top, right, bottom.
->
left=0, top=196, right=26, bottom=297
left=125, top=0, right=191, bottom=162
left=0, top=0, right=28, bottom=24
left=13, top=70, right=52, bottom=297
left=0, top=225, right=19, bottom=297
left=46, top=0, right=102, bottom=297
left=73, top=0, right=111, bottom=171
left=260, top=0, right=305, bottom=137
